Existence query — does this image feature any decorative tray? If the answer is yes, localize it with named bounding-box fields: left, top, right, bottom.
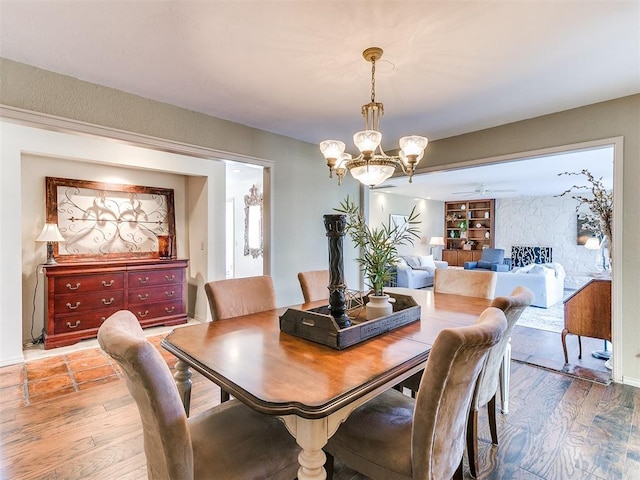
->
left=279, top=292, right=421, bottom=350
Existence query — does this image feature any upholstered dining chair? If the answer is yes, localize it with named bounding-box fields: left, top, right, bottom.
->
left=466, top=286, right=534, bottom=478
left=205, top=275, right=277, bottom=402
left=396, top=268, right=498, bottom=397
left=97, top=310, right=300, bottom=480
left=434, top=268, right=497, bottom=299
left=325, top=307, right=507, bottom=480
left=297, top=270, right=330, bottom=303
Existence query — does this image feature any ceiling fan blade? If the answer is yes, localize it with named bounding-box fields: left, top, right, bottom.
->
left=451, top=190, right=475, bottom=195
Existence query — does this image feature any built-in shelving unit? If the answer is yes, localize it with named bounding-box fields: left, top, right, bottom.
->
left=442, top=199, right=495, bottom=266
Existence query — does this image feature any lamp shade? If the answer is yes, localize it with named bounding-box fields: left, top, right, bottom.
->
left=349, top=163, right=395, bottom=187
left=429, top=236, right=445, bottom=246
left=584, top=237, right=600, bottom=250
left=399, top=136, right=428, bottom=157
left=319, top=140, right=345, bottom=160
left=353, top=130, right=382, bottom=154
left=36, top=223, right=65, bottom=243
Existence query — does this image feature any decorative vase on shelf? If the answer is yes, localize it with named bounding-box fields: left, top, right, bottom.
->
left=366, top=294, right=393, bottom=320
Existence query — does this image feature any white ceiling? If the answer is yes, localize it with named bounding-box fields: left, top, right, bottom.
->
left=0, top=1, right=636, bottom=197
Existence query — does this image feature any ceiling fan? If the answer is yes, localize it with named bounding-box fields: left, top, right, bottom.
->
left=451, top=183, right=517, bottom=196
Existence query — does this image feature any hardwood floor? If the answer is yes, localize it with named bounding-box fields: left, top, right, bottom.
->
left=1, top=338, right=638, bottom=479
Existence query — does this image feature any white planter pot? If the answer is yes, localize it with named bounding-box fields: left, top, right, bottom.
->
left=366, top=294, right=393, bottom=320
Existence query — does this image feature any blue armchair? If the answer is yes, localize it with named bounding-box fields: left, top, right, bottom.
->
left=464, top=248, right=510, bottom=272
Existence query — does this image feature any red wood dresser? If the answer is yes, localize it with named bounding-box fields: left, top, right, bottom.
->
left=43, top=258, right=188, bottom=349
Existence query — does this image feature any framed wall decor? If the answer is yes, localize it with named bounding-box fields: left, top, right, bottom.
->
left=45, top=177, right=176, bottom=261
left=244, top=184, right=263, bottom=258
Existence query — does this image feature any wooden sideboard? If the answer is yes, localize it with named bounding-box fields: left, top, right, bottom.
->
left=561, top=278, right=611, bottom=364
left=43, top=259, right=188, bottom=349
left=442, top=249, right=483, bottom=267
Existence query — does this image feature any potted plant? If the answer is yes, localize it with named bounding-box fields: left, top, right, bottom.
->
left=558, top=169, right=613, bottom=270
left=335, top=196, right=420, bottom=319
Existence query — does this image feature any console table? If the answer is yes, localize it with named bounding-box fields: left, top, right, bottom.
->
left=43, top=258, right=188, bottom=349
left=561, top=278, right=611, bottom=363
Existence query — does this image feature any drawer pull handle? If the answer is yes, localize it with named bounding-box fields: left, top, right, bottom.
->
left=102, top=298, right=115, bottom=305
left=165, top=274, right=175, bottom=281
left=137, top=293, right=149, bottom=301
left=138, top=310, right=149, bottom=318
left=66, top=302, right=81, bottom=310
left=66, top=320, right=81, bottom=329
left=102, top=280, right=115, bottom=287
left=138, top=277, right=150, bottom=284
left=66, top=283, right=81, bottom=291
left=165, top=306, right=175, bottom=313
left=165, top=291, right=175, bottom=297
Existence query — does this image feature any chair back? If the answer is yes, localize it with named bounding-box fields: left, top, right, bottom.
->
left=473, top=286, right=534, bottom=408
left=411, top=307, right=507, bottom=479
left=297, top=270, right=330, bottom=303
left=205, top=275, right=276, bottom=320
left=434, top=268, right=497, bottom=299
left=480, top=248, right=505, bottom=264
left=97, top=310, right=193, bottom=480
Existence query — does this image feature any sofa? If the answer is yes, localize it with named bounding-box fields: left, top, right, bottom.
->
left=494, top=262, right=565, bottom=308
left=395, top=255, right=448, bottom=289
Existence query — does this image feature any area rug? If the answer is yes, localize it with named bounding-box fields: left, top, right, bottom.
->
left=516, top=301, right=564, bottom=332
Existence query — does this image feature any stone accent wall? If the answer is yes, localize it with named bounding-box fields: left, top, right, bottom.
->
left=495, top=195, right=602, bottom=282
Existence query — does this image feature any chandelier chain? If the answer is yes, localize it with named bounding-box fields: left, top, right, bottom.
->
left=370, top=57, right=376, bottom=103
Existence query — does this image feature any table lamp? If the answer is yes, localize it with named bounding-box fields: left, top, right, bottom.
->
left=429, top=236, right=445, bottom=257
left=36, top=223, right=66, bottom=265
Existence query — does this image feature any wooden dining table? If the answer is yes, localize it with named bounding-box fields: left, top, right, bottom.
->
left=161, top=287, right=493, bottom=480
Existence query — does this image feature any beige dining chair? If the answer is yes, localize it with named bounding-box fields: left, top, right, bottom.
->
left=467, top=286, right=534, bottom=478
left=434, top=268, right=497, bottom=299
left=396, top=268, right=498, bottom=397
left=97, top=310, right=300, bottom=480
left=205, top=275, right=277, bottom=402
left=297, top=270, right=330, bottom=303
left=324, top=306, right=507, bottom=480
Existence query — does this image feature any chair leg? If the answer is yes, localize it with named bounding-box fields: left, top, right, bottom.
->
left=578, top=335, right=582, bottom=359
left=466, top=408, right=479, bottom=478
left=488, top=395, right=498, bottom=445
left=220, top=389, right=230, bottom=403
left=324, top=451, right=334, bottom=480
left=561, top=328, right=569, bottom=364
left=453, top=457, right=463, bottom=480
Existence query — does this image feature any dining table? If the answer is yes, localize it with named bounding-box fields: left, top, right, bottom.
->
left=161, top=287, right=496, bottom=480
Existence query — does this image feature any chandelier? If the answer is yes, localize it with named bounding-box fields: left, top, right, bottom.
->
left=320, top=47, right=428, bottom=187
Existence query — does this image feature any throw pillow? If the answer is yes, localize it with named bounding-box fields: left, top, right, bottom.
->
left=395, top=257, right=409, bottom=268
left=403, top=255, right=421, bottom=268
left=419, top=255, right=437, bottom=269
left=477, top=260, right=494, bottom=270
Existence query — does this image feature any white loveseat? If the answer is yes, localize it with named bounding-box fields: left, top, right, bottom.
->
left=395, top=255, right=448, bottom=289
left=494, top=263, right=565, bottom=308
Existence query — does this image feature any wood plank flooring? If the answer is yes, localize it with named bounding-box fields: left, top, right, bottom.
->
left=1, top=340, right=638, bottom=479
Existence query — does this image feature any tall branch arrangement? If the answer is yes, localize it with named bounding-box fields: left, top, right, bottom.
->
left=558, top=169, right=613, bottom=264
left=335, top=196, right=421, bottom=296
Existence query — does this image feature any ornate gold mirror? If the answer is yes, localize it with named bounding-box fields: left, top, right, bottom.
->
left=244, top=184, right=263, bottom=259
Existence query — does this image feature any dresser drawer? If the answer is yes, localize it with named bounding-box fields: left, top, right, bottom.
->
left=54, top=273, right=125, bottom=294
left=127, top=268, right=183, bottom=288
left=53, top=308, right=121, bottom=334
left=131, top=300, right=184, bottom=321
left=53, top=291, right=125, bottom=313
left=128, top=284, right=182, bottom=305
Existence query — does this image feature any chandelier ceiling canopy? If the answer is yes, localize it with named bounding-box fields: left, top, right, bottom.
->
left=320, top=47, right=428, bottom=187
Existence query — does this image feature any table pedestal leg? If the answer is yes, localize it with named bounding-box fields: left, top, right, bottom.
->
left=282, top=416, right=328, bottom=480
left=174, top=359, right=192, bottom=417
left=499, top=338, right=511, bottom=414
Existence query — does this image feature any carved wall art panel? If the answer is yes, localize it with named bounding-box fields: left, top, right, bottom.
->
left=45, top=177, right=175, bottom=261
